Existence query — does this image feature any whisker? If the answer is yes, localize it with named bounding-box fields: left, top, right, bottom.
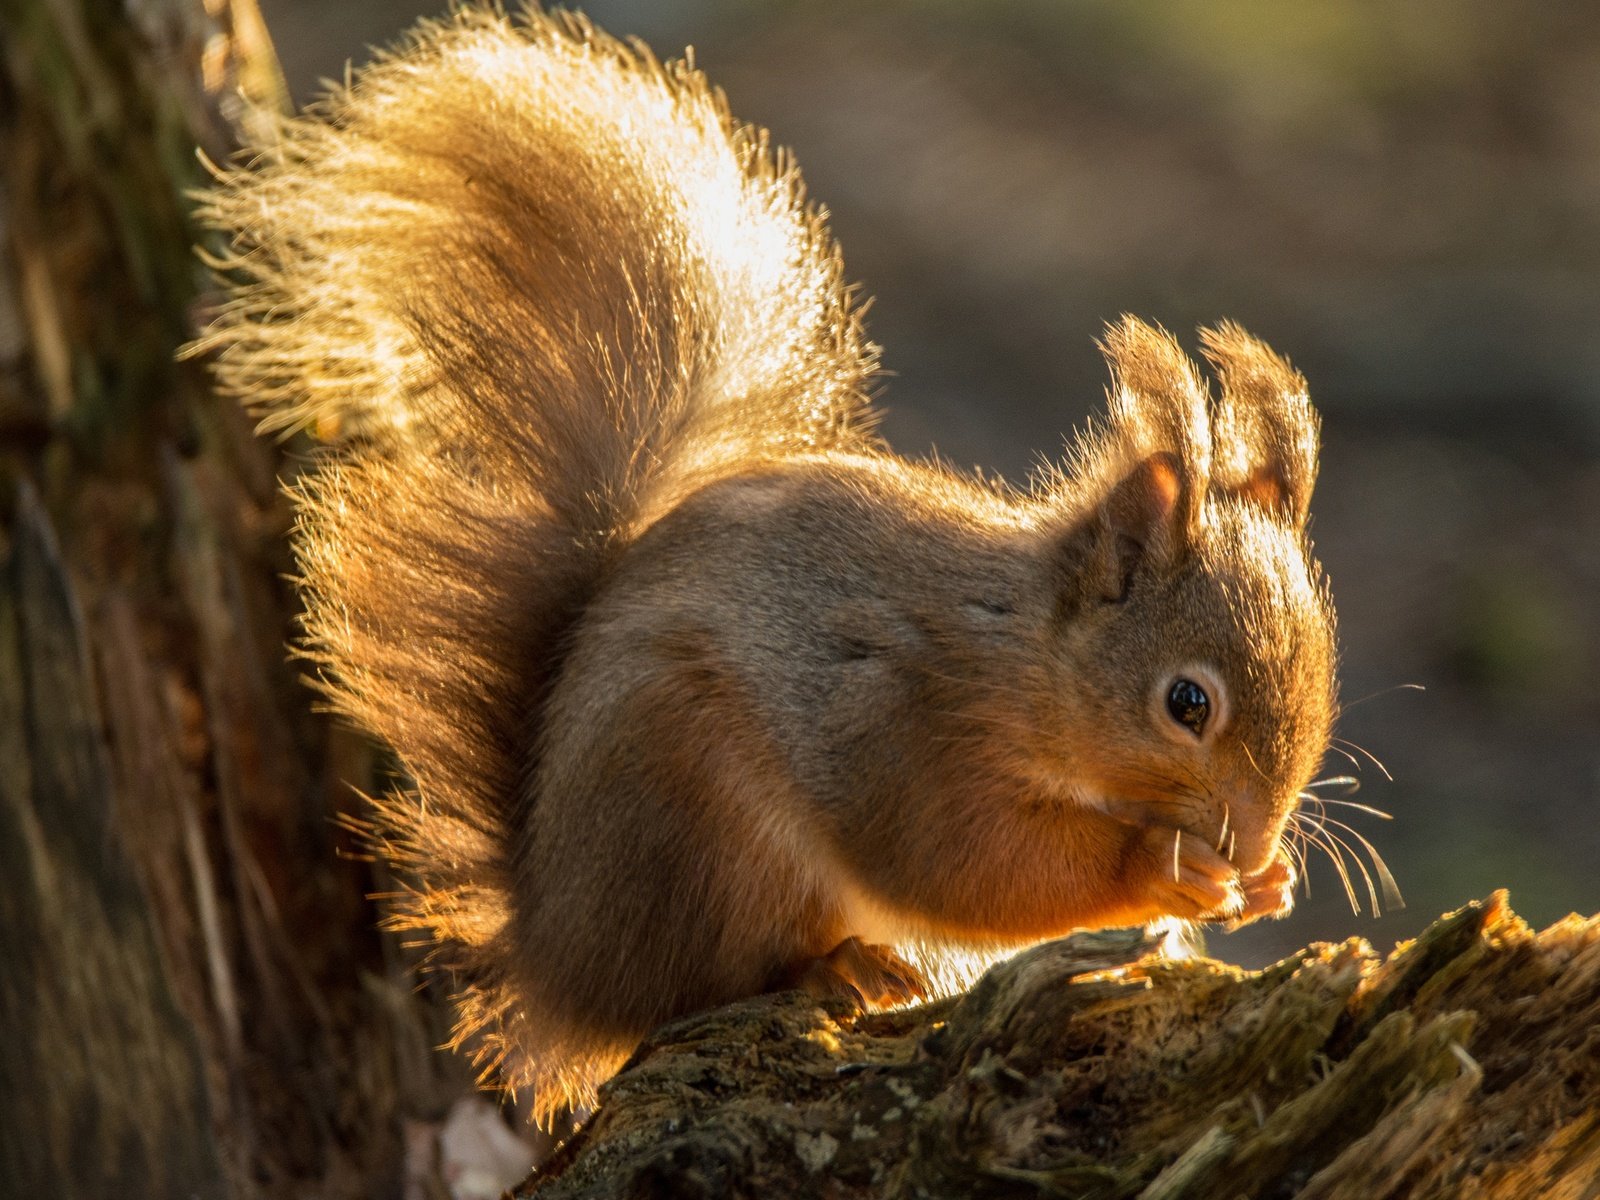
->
left=1315, top=829, right=1360, bottom=914
left=1112, top=760, right=1217, bottom=813
left=1332, top=737, right=1393, bottom=783
left=1313, top=797, right=1394, bottom=821
left=1239, top=742, right=1271, bottom=786
left=1302, top=775, right=1360, bottom=794
left=1313, top=815, right=1405, bottom=910
left=1318, top=825, right=1382, bottom=915
left=1297, top=809, right=1382, bottom=915
left=1173, top=760, right=1211, bottom=797
left=1300, top=795, right=1328, bottom=819
left=1098, top=766, right=1215, bottom=815
left=1324, top=743, right=1362, bottom=772
left=1340, top=682, right=1425, bottom=712
left=1292, top=813, right=1359, bottom=913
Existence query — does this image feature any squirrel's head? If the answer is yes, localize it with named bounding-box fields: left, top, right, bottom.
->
left=1043, top=319, right=1336, bottom=876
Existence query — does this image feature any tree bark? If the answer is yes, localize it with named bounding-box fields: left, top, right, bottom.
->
left=0, top=2, right=465, bottom=1196
left=526, top=894, right=1600, bottom=1200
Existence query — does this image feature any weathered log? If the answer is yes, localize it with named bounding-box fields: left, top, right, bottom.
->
left=526, top=894, right=1600, bottom=1199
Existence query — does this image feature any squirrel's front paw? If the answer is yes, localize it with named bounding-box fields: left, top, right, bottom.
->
left=1226, top=853, right=1297, bottom=929
left=1138, top=827, right=1246, bottom=922
left=783, top=937, right=929, bottom=1009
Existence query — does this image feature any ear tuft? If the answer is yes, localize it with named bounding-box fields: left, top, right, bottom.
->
left=1199, top=322, right=1319, bottom=526
left=1095, top=317, right=1211, bottom=538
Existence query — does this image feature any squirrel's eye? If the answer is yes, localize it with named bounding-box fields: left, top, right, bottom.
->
left=1166, top=678, right=1209, bottom=735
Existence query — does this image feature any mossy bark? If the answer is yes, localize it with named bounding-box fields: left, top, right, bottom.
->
left=527, top=895, right=1600, bottom=1199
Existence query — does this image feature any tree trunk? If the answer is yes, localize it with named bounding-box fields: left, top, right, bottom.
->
left=0, top=2, right=466, bottom=1196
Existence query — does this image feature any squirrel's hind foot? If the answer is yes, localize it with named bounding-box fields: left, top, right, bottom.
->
left=780, top=936, right=930, bottom=1009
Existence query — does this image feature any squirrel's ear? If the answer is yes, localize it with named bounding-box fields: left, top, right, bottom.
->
left=1200, top=323, right=1320, bottom=528
left=1066, top=451, right=1191, bottom=605
left=1057, top=319, right=1209, bottom=607
left=1097, top=317, right=1210, bottom=538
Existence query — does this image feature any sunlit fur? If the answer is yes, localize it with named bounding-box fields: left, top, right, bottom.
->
left=196, top=7, right=1338, bottom=1122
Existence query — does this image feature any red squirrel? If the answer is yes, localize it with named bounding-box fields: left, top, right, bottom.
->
left=196, top=6, right=1336, bottom=1121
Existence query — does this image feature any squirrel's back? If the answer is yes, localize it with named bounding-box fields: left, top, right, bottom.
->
left=197, top=6, right=878, bottom=1108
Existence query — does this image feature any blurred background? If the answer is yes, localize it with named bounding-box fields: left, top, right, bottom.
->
left=260, top=0, right=1600, bottom=965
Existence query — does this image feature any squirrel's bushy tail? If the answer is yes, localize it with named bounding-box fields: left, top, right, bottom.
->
left=195, top=5, right=878, bottom=1111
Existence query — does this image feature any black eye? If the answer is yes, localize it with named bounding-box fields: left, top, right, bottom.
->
left=1167, top=678, right=1209, bottom=735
